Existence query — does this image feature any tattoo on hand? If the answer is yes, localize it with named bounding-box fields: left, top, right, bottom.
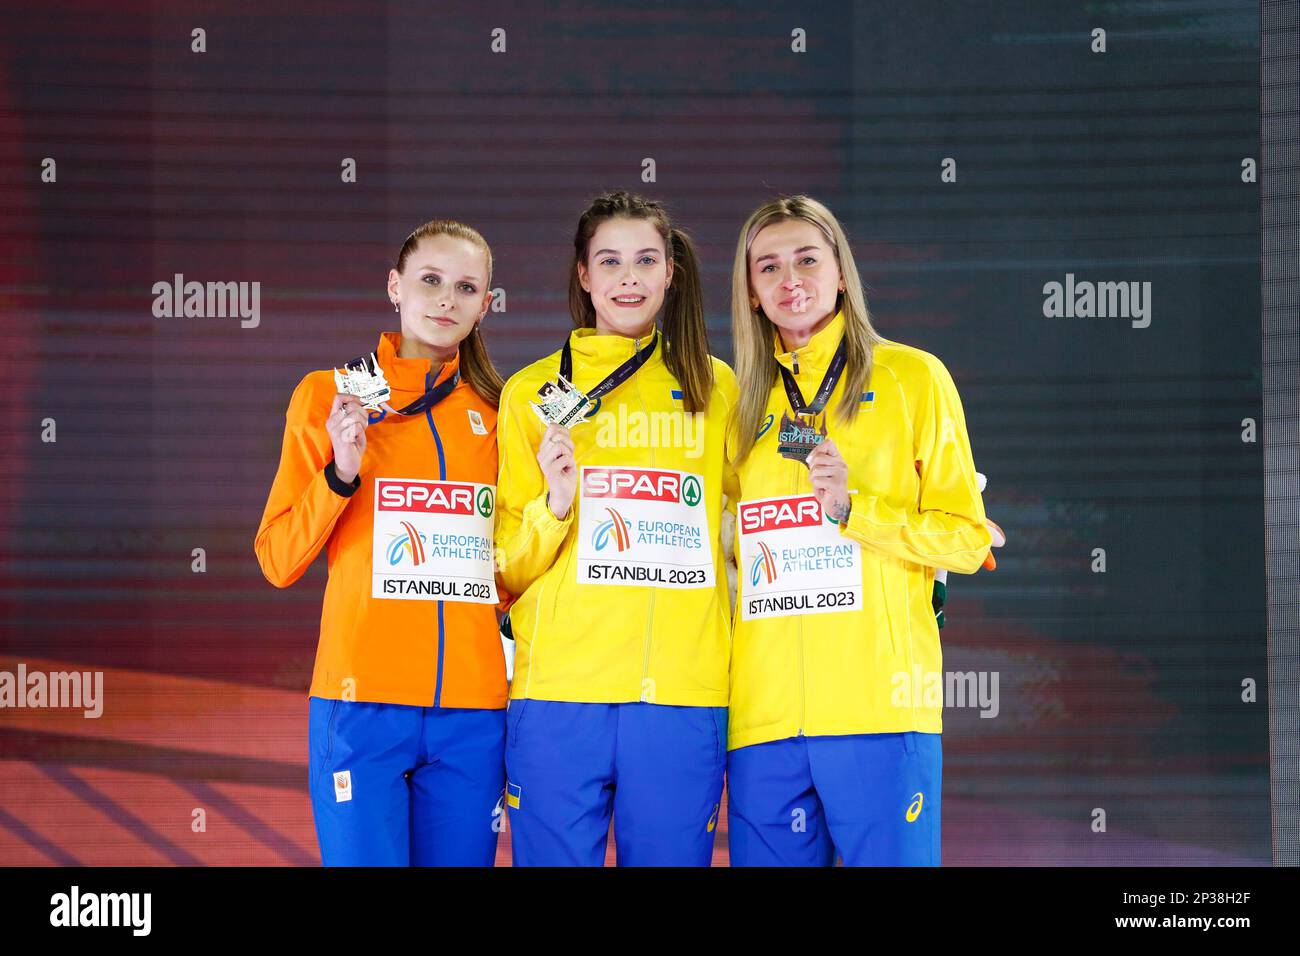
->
left=828, top=499, right=851, bottom=524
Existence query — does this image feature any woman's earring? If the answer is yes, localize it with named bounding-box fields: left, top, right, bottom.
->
left=393, top=301, right=399, bottom=312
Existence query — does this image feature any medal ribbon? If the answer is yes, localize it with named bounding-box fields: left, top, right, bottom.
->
left=780, top=335, right=847, bottom=417
left=393, top=367, right=461, bottom=416
left=346, top=348, right=460, bottom=421
left=560, top=330, right=659, bottom=402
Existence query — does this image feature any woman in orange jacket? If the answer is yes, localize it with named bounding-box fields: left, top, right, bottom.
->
left=254, top=219, right=509, bottom=866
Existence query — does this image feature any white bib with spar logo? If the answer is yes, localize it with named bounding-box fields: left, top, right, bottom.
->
left=372, top=478, right=499, bottom=603
left=576, top=466, right=715, bottom=589
left=738, top=493, right=862, bottom=620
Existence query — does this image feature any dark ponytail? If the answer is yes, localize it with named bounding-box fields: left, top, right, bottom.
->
left=661, top=227, right=712, bottom=412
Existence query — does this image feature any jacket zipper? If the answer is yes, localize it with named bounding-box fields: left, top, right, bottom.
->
left=425, top=396, right=448, bottom=707
left=634, top=335, right=656, bottom=702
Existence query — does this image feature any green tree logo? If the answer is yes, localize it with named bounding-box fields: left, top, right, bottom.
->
left=682, top=476, right=702, bottom=507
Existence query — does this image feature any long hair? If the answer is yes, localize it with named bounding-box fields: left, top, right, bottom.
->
left=566, top=190, right=713, bottom=413
left=730, top=195, right=887, bottom=461
left=395, top=219, right=505, bottom=408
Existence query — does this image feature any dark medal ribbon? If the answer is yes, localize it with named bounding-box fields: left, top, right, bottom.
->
left=780, top=335, right=847, bottom=418
left=353, top=352, right=460, bottom=423
left=559, top=330, right=660, bottom=403
left=775, top=335, right=848, bottom=463
left=393, top=366, right=461, bottom=416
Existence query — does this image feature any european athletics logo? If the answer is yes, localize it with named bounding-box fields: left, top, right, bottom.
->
left=592, top=507, right=632, bottom=552
left=387, top=520, right=427, bottom=566
left=749, top=540, right=777, bottom=586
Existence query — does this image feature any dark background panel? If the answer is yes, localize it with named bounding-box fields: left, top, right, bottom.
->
left=0, top=0, right=1267, bottom=864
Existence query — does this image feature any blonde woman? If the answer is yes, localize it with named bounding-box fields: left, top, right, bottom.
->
left=724, top=196, right=992, bottom=866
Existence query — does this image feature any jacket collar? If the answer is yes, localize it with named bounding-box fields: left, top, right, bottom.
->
left=376, top=330, right=460, bottom=395
left=566, top=324, right=661, bottom=374
left=773, top=309, right=846, bottom=374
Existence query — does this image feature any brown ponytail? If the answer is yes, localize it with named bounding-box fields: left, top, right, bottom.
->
left=566, top=191, right=714, bottom=413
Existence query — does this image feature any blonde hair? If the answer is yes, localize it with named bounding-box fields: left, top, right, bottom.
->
left=395, top=219, right=505, bottom=408
left=730, top=195, right=887, bottom=461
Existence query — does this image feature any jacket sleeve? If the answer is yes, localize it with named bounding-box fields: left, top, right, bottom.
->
left=253, top=375, right=356, bottom=588
left=840, top=355, right=992, bottom=573
left=493, top=375, right=574, bottom=597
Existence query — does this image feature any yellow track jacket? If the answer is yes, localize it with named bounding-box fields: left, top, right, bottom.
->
left=727, top=310, right=992, bottom=750
left=495, top=329, right=738, bottom=706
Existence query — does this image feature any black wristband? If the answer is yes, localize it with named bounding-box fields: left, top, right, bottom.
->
left=324, top=460, right=361, bottom=498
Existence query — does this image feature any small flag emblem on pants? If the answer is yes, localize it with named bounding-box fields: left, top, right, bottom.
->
left=506, top=781, right=522, bottom=809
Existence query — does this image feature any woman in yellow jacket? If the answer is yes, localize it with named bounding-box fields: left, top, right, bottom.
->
left=725, top=196, right=993, bottom=866
left=495, top=190, right=737, bottom=866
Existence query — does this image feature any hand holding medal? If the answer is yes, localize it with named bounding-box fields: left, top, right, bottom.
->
left=536, top=423, right=577, bottom=519
left=806, top=438, right=851, bottom=525
left=776, top=331, right=852, bottom=522
left=330, top=352, right=400, bottom=482
left=328, top=392, right=386, bottom=483
left=530, top=331, right=660, bottom=519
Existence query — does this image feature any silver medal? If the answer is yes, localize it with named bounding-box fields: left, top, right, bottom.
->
left=529, top=374, right=594, bottom=429
left=333, top=352, right=392, bottom=411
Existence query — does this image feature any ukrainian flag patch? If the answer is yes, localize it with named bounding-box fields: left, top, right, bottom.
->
left=861, top=390, right=874, bottom=405
left=506, top=781, right=522, bottom=809
left=670, top=389, right=683, bottom=402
